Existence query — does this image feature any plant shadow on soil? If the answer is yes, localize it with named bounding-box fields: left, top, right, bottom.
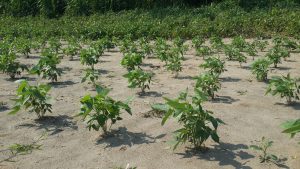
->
left=220, top=77, right=241, bottom=83
left=50, top=80, right=77, bottom=88
left=275, top=102, right=300, bottom=110
left=138, top=91, right=163, bottom=98
left=5, top=76, right=37, bottom=82
left=212, top=96, right=240, bottom=104
left=18, top=115, right=78, bottom=135
left=175, top=75, right=194, bottom=80
left=176, top=143, right=254, bottom=169
left=96, top=127, right=164, bottom=148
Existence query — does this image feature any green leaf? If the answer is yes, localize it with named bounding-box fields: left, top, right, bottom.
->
left=161, top=109, right=173, bottom=126
left=250, top=145, right=262, bottom=151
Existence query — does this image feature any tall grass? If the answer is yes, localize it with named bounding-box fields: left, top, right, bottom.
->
left=1, top=0, right=299, bottom=18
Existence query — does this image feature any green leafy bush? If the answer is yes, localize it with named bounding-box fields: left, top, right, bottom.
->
left=266, top=74, right=300, bottom=104
left=63, top=40, right=80, bottom=60
left=192, top=36, right=205, bottom=49
left=14, top=38, right=32, bottom=58
left=154, top=38, right=170, bottom=64
left=78, top=86, right=131, bottom=135
left=196, top=46, right=211, bottom=58
left=166, top=48, right=183, bottom=77
left=123, top=69, right=153, bottom=93
left=31, top=49, right=62, bottom=82
left=9, top=80, right=52, bottom=119
left=121, top=52, right=143, bottom=71
left=200, top=57, right=225, bottom=76
left=80, top=47, right=99, bottom=70
left=253, top=40, right=269, bottom=52
left=0, top=52, right=28, bottom=79
left=138, top=37, right=152, bottom=57
left=231, top=36, right=247, bottom=50
left=266, top=47, right=289, bottom=68
left=160, top=90, right=223, bottom=150
left=251, top=58, right=271, bottom=81
left=81, top=68, right=99, bottom=86
left=194, top=73, right=221, bottom=99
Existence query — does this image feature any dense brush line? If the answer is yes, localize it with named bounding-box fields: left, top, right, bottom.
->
left=1, top=7, right=300, bottom=39
left=0, top=0, right=299, bottom=18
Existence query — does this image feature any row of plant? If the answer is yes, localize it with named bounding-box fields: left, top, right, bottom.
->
left=1, top=5, right=300, bottom=39
left=1, top=35, right=299, bottom=166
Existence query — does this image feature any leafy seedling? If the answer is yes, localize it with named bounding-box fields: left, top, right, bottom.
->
left=194, top=73, right=221, bottom=99
left=200, top=57, right=225, bottom=76
left=80, top=47, right=100, bottom=70
left=266, top=47, right=289, bottom=68
left=250, top=137, right=279, bottom=164
left=166, top=48, right=183, bottom=77
left=121, top=52, right=143, bottom=71
left=31, top=49, right=62, bottom=82
left=78, top=85, right=131, bottom=135
left=196, top=46, right=211, bottom=58
left=81, top=68, right=99, bottom=87
left=0, top=52, right=28, bottom=79
left=160, top=89, right=223, bottom=150
left=253, top=40, right=268, bottom=52
left=251, top=58, right=271, bottom=81
left=266, top=73, right=300, bottom=104
left=9, top=80, right=52, bottom=119
left=123, top=69, right=154, bottom=94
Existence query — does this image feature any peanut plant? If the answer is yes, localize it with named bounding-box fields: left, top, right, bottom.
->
left=80, top=47, right=100, bottom=70
left=14, top=38, right=32, bottom=58
left=266, top=74, right=300, bottom=104
left=194, top=73, right=221, bottom=99
left=196, top=46, right=211, bottom=58
left=31, top=49, right=62, bottom=82
left=166, top=48, right=183, bottom=77
left=160, top=90, right=223, bottom=150
left=251, top=58, right=271, bottom=81
left=78, top=86, right=131, bottom=135
left=123, top=69, right=154, bottom=94
left=250, top=137, right=279, bottom=164
left=121, top=52, right=143, bottom=71
left=0, top=52, right=28, bottom=79
left=200, top=57, right=225, bottom=76
left=266, top=47, right=289, bottom=68
left=253, top=40, right=268, bottom=52
left=81, top=68, right=99, bottom=86
left=9, top=80, right=52, bottom=119
left=63, top=40, right=80, bottom=61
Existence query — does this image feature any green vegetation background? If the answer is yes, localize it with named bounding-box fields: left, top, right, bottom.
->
left=0, top=0, right=300, bottom=38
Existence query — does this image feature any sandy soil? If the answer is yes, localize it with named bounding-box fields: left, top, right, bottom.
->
left=0, top=39, right=299, bottom=169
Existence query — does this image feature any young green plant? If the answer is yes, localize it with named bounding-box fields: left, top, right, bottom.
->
left=9, top=80, right=52, bottom=119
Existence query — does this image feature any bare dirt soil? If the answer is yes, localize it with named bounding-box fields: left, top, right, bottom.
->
left=0, top=39, right=299, bottom=169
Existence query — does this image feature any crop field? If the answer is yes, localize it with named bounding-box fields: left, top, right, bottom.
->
left=0, top=36, right=299, bottom=169
left=0, top=1, right=300, bottom=169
